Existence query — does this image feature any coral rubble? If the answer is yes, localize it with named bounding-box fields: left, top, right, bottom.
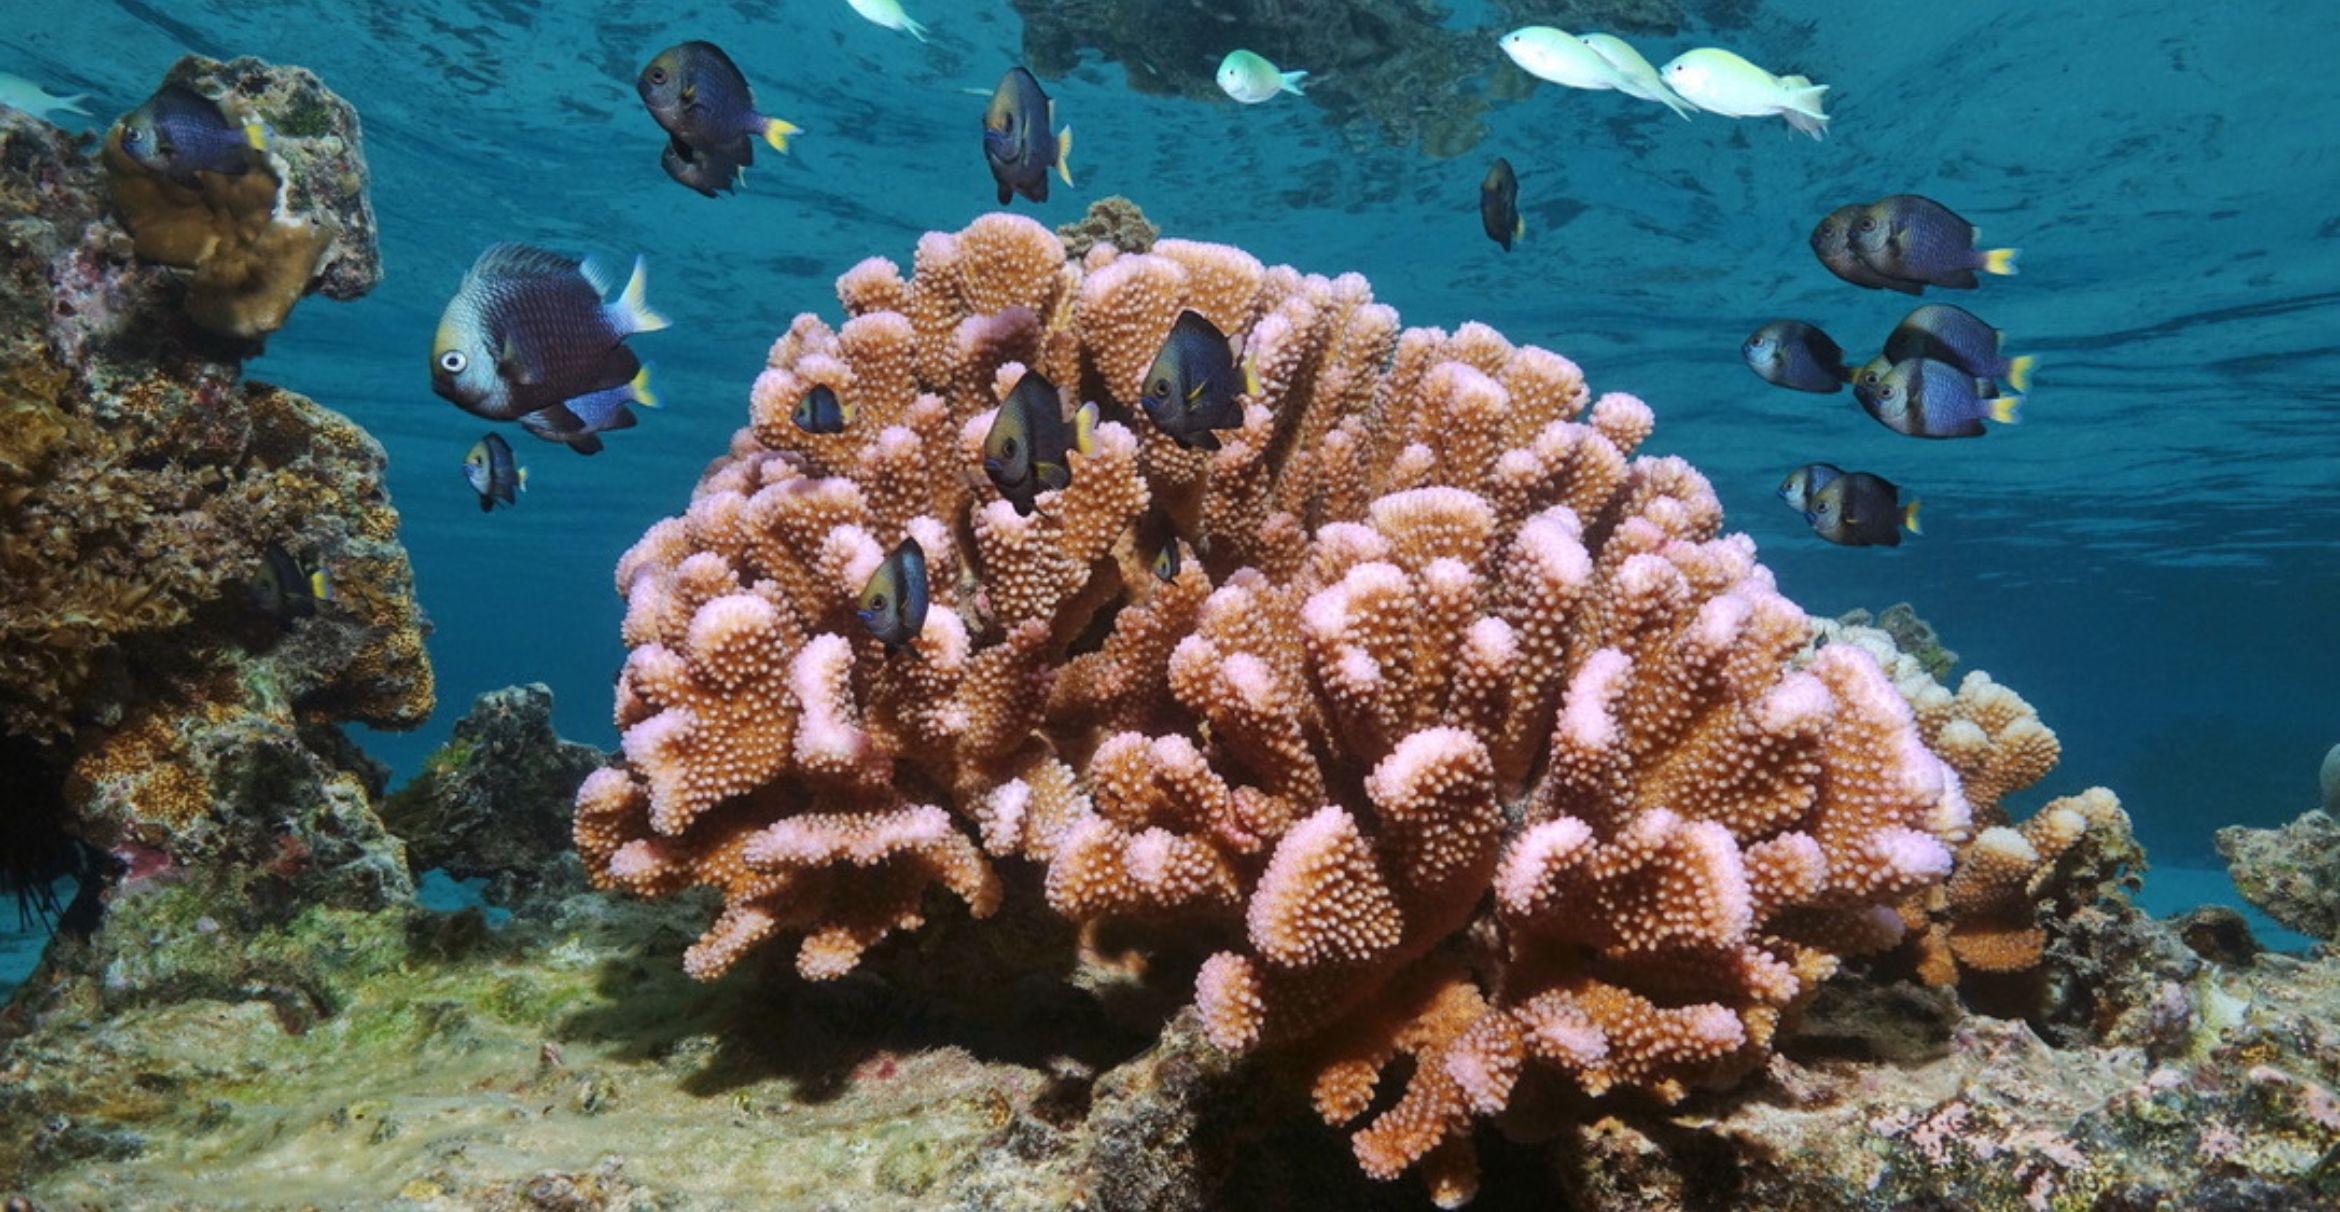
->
left=100, top=56, right=378, bottom=339
left=2219, top=810, right=2340, bottom=942
left=580, top=210, right=1971, bottom=1201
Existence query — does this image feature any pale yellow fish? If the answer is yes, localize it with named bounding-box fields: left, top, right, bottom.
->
left=848, top=0, right=928, bottom=43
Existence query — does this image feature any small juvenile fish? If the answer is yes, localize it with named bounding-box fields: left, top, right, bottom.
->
left=1861, top=356, right=2021, bottom=439
left=117, top=82, right=265, bottom=187
left=1812, top=204, right=1925, bottom=294
left=984, top=371, right=1096, bottom=514
left=251, top=543, right=333, bottom=621
left=1777, top=462, right=1843, bottom=517
left=984, top=67, right=1073, bottom=205
left=1149, top=535, right=1183, bottom=583
left=0, top=73, right=91, bottom=122
left=464, top=432, right=527, bottom=511
left=857, top=537, right=929, bottom=650
left=1742, top=320, right=1851, bottom=393
left=432, top=243, right=668, bottom=421
left=638, top=42, right=800, bottom=166
left=1850, top=194, right=2019, bottom=290
left=1659, top=48, right=1828, bottom=138
left=1216, top=50, right=1307, bottom=104
left=848, top=0, right=929, bottom=42
left=1140, top=310, right=1255, bottom=451
left=1576, top=33, right=1696, bottom=119
left=517, top=370, right=652, bottom=455
left=792, top=383, right=852, bottom=434
left=660, top=133, right=744, bottom=197
left=1498, top=27, right=1625, bottom=92
left=1480, top=157, right=1523, bottom=252
left=1883, top=303, right=2036, bottom=393
left=1807, top=471, right=1920, bottom=548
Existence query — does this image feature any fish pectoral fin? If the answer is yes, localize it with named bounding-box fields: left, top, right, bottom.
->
left=1036, top=461, right=1071, bottom=492
left=497, top=336, right=543, bottom=385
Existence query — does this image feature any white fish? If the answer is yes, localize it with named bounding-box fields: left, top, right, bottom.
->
left=1576, top=33, right=1696, bottom=120
left=847, top=0, right=928, bottom=43
left=1497, top=27, right=1624, bottom=93
left=1216, top=50, right=1306, bottom=104
left=0, top=72, right=91, bottom=123
left=1659, top=48, right=1829, bottom=139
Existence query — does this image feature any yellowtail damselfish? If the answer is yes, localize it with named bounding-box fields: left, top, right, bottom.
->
left=638, top=41, right=800, bottom=172
left=857, top=537, right=929, bottom=650
left=1140, top=310, right=1254, bottom=451
left=984, top=67, right=1072, bottom=205
left=431, top=243, right=667, bottom=422
left=984, top=371, right=1096, bottom=514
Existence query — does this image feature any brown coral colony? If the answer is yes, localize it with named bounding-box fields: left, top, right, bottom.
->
left=575, top=211, right=1973, bottom=1204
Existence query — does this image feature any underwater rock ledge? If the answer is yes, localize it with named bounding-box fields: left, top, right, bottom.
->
left=0, top=67, right=428, bottom=1040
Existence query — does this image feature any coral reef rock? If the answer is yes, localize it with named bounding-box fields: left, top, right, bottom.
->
left=2219, top=809, right=2340, bottom=942
left=383, top=683, right=610, bottom=904
left=100, top=55, right=378, bottom=339
left=0, top=75, right=428, bottom=1016
left=580, top=210, right=1973, bottom=1203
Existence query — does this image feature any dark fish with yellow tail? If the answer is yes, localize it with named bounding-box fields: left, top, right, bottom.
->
left=432, top=243, right=668, bottom=422
left=1480, top=157, right=1523, bottom=252
left=1807, top=471, right=1920, bottom=548
left=857, top=537, right=929, bottom=650
left=660, top=133, right=744, bottom=198
left=984, top=371, right=1096, bottom=514
left=250, top=543, right=334, bottom=621
left=792, top=384, right=852, bottom=434
left=1811, top=203, right=1924, bottom=294
left=984, top=67, right=1073, bottom=205
left=1742, top=320, right=1852, bottom=393
left=517, top=368, right=653, bottom=455
left=1850, top=194, right=2019, bottom=290
left=638, top=41, right=800, bottom=167
left=1860, top=356, right=2021, bottom=439
left=116, top=82, right=266, bottom=187
left=1140, top=310, right=1254, bottom=452
left=464, top=432, right=527, bottom=510
left=1883, top=303, right=2036, bottom=393
left=1776, top=462, right=1843, bottom=517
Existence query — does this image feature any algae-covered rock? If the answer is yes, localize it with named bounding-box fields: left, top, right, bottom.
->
left=99, top=55, right=378, bottom=339
left=2219, top=809, right=2340, bottom=942
left=382, top=684, right=608, bottom=904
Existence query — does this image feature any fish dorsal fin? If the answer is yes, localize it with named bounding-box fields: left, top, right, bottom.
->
left=472, top=243, right=582, bottom=283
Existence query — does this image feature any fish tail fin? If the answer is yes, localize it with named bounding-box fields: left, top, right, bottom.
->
left=761, top=116, right=801, bottom=153
left=1073, top=402, right=1098, bottom=455
left=1901, top=499, right=1922, bottom=536
left=614, top=256, right=671, bottom=334
left=309, top=567, right=336, bottom=603
left=1280, top=70, right=1309, bottom=96
left=1983, top=246, right=2021, bottom=276
left=241, top=117, right=270, bottom=150
left=1661, top=89, right=1696, bottom=120
left=1055, top=126, right=1075, bottom=187
left=903, top=12, right=930, bottom=41
left=2005, top=354, right=2036, bottom=393
left=518, top=466, right=530, bottom=492
left=1241, top=358, right=1262, bottom=397
left=1514, top=215, right=1526, bottom=242
left=631, top=363, right=661, bottom=409
left=60, top=94, right=91, bottom=116
left=1783, top=80, right=1829, bottom=120
left=1989, top=393, right=2023, bottom=425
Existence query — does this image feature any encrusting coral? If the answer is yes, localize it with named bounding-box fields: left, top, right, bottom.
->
left=579, top=209, right=1970, bottom=1204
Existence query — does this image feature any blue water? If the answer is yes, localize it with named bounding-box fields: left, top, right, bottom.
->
left=3, top=0, right=2334, bottom=883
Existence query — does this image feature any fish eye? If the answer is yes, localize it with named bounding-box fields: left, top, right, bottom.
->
left=1002, top=438, right=1019, bottom=458
left=437, top=350, right=467, bottom=374
left=1855, top=218, right=1876, bottom=232
left=869, top=593, right=888, bottom=611
left=648, top=66, right=667, bottom=84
